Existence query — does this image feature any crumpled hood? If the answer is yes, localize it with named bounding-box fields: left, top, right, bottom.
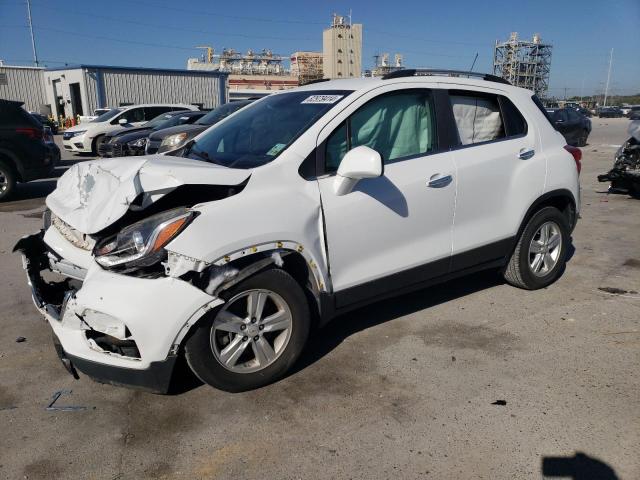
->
left=46, top=156, right=251, bottom=234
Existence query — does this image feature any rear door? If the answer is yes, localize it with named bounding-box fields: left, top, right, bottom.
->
left=447, top=89, right=545, bottom=270
left=316, top=87, right=456, bottom=305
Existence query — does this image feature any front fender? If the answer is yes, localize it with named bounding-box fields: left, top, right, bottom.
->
left=165, top=162, right=331, bottom=292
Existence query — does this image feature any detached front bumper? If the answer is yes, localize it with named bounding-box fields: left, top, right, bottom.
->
left=14, top=231, right=219, bottom=393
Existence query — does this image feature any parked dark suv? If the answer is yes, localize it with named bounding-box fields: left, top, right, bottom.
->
left=546, top=107, right=591, bottom=147
left=0, top=100, right=58, bottom=200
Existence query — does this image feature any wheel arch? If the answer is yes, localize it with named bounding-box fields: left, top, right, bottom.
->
left=517, top=189, right=577, bottom=242
left=0, top=148, right=24, bottom=182
left=171, top=247, right=325, bottom=352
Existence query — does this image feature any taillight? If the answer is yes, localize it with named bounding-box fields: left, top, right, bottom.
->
left=15, top=127, right=41, bottom=139
left=564, top=145, right=582, bottom=174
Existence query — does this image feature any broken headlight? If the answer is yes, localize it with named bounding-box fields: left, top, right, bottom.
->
left=94, top=208, right=197, bottom=269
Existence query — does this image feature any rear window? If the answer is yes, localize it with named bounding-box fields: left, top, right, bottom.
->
left=450, top=91, right=505, bottom=145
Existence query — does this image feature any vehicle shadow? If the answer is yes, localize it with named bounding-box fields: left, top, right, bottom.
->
left=292, top=269, right=504, bottom=375
left=541, top=452, right=619, bottom=479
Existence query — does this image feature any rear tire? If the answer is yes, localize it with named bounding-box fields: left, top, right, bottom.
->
left=0, top=159, right=17, bottom=201
left=504, top=206, right=570, bottom=290
left=185, top=268, right=310, bottom=392
left=578, top=130, right=588, bottom=147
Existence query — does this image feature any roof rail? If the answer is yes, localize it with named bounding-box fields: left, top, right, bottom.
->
left=301, top=78, right=331, bottom=86
left=381, top=69, right=511, bottom=85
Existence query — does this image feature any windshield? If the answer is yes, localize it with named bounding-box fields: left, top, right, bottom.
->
left=196, top=101, right=250, bottom=126
left=153, top=113, right=196, bottom=130
left=92, top=108, right=123, bottom=123
left=144, top=111, right=190, bottom=130
left=186, top=90, right=351, bottom=169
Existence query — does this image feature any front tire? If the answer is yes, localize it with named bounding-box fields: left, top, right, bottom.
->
left=504, top=206, right=570, bottom=290
left=0, top=159, right=17, bottom=201
left=185, top=268, right=310, bottom=392
left=93, top=135, right=106, bottom=156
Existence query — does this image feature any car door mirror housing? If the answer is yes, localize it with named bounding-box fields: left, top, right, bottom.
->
left=334, top=145, right=383, bottom=196
left=118, top=118, right=128, bottom=125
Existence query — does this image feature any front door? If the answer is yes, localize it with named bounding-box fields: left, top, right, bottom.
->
left=316, top=88, right=456, bottom=307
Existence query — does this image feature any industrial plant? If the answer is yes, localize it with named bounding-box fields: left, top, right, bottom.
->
left=493, top=32, right=553, bottom=98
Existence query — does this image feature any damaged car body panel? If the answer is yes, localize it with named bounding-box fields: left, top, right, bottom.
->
left=47, top=155, right=251, bottom=234
left=164, top=156, right=331, bottom=294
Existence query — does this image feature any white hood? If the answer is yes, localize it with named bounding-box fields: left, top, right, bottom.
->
left=46, top=156, right=251, bottom=234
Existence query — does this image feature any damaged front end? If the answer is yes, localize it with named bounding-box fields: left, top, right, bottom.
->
left=13, top=157, right=254, bottom=393
left=598, top=122, right=640, bottom=198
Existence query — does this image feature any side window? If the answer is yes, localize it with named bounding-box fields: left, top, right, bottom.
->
left=450, top=91, right=505, bottom=145
left=324, top=89, right=437, bottom=172
left=114, top=107, right=144, bottom=124
left=144, top=106, right=172, bottom=120
left=499, top=96, right=527, bottom=137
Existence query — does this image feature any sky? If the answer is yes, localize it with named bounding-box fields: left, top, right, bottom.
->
left=1, top=0, right=639, bottom=97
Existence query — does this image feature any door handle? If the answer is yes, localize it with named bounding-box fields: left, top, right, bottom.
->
left=427, top=174, right=453, bottom=188
left=518, top=148, right=535, bottom=160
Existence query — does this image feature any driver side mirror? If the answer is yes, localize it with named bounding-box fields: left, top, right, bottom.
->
left=118, top=118, right=128, bottom=125
left=334, top=145, right=383, bottom=196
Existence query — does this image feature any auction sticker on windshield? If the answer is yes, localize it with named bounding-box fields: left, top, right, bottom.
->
left=301, top=95, right=344, bottom=104
left=266, top=143, right=287, bottom=156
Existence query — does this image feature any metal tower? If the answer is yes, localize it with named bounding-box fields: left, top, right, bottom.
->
left=493, top=32, right=552, bottom=98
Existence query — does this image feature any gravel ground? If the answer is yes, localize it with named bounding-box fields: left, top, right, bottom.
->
left=0, top=119, right=638, bottom=479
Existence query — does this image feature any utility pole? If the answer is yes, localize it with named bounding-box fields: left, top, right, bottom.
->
left=603, top=48, right=613, bottom=107
left=26, top=0, right=39, bottom=67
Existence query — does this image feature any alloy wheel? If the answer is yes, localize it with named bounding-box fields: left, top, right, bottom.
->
left=528, top=221, right=562, bottom=277
left=210, top=289, right=293, bottom=373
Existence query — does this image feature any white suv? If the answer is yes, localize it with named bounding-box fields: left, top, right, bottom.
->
left=62, top=103, right=199, bottom=155
left=15, top=70, right=581, bottom=393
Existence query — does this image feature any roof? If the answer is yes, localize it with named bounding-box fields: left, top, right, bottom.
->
left=44, top=64, right=227, bottom=76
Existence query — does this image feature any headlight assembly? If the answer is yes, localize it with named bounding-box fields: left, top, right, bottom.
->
left=159, top=132, right=189, bottom=153
left=94, top=208, right=197, bottom=270
left=127, top=137, right=148, bottom=148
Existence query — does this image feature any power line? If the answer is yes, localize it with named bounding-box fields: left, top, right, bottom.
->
left=30, top=3, right=318, bottom=43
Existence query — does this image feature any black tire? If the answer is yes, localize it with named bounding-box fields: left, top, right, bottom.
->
left=578, top=130, right=589, bottom=147
left=185, top=268, right=310, bottom=392
left=0, top=159, right=17, bottom=201
left=504, top=206, right=570, bottom=290
left=93, top=135, right=106, bottom=156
